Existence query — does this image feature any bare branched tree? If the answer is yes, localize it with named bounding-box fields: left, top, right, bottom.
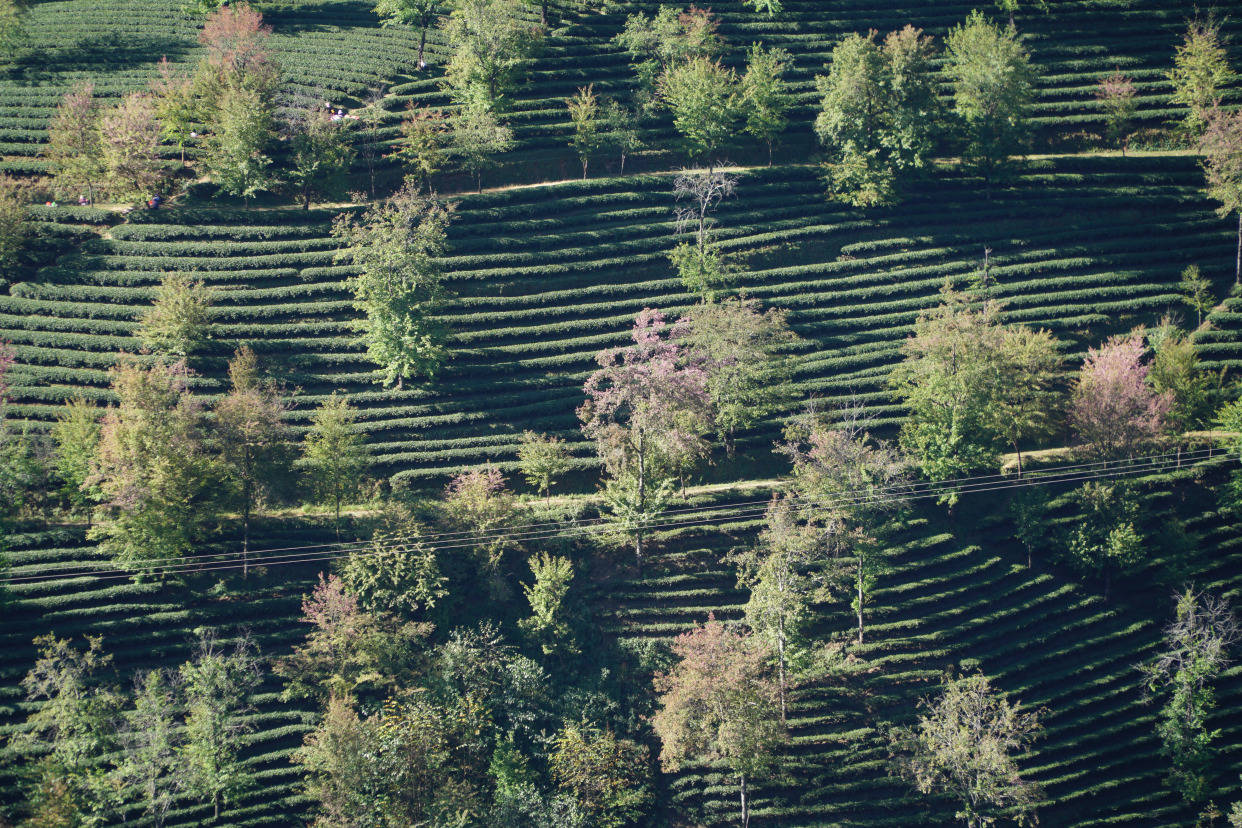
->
left=673, top=169, right=737, bottom=250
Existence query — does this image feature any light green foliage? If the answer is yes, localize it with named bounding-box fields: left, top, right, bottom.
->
left=943, top=10, right=1036, bottom=187
left=601, top=98, right=643, bottom=175
left=1180, top=264, right=1214, bottom=327
left=448, top=89, right=515, bottom=191
left=441, top=0, right=541, bottom=105
left=1168, top=17, right=1232, bottom=136
left=88, top=360, right=225, bottom=575
left=52, top=397, right=101, bottom=517
left=151, top=58, right=196, bottom=164
left=179, top=631, right=261, bottom=821
left=668, top=240, right=736, bottom=299
left=215, top=346, right=290, bottom=562
left=731, top=495, right=827, bottom=721
left=286, top=105, right=355, bottom=209
left=372, top=0, right=439, bottom=64
left=745, top=0, right=781, bottom=17
left=18, top=634, right=121, bottom=825
left=342, top=524, right=447, bottom=619
left=300, top=393, right=368, bottom=535
left=1008, top=488, right=1049, bottom=569
left=890, top=284, right=1061, bottom=495
left=550, top=724, right=651, bottom=826
left=205, top=86, right=277, bottom=199
left=600, top=463, right=675, bottom=568
left=137, top=272, right=212, bottom=359
left=97, top=92, right=164, bottom=199
left=0, top=0, right=29, bottom=61
left=519, top=551, right=577, bottom=655
left=334, top=181, right=451, bottom=385
left=0, top=174, right=28, bottom=273
left=994, top=0, right=1047, bottom=26
left=815, top=26, right=937, bottom=206
left=1147, top=317, right=1213, bottom=430
left=1198, top=107, right=1242, bottom=284
left=658, top=56, right=739, bottom=167
left=614, top=5, right=720, bottom=113
left=741, top=43, right=792, bottom=165
left=115, top=670, right=181, bottom=828
left=0, top=414, right=39, bottom=525
left=1144, top=589, right=1239, bottom=804
left=441, top=464, right=521, bottom=577
left=891, top=672, right=1043, bottom=828
left=1065, top=480, right=1144, bottom=598
left=46, top=81, right=103, bottom=202
left=517, top=430, right=571, bottom=500
left=680, top=298, right=798, bottom=451
left=567, top=84, right=603, bottom=178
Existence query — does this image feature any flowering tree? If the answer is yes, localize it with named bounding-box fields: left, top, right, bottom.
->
left=1070, top=333, right=1172, bottom=459
left=579, top=309, right=712, bottom=567
left=652, top=615, right=785, bottom=828
left=98, top=92, right=164, bottom=198
left=198, top=3, right=278, bottom=95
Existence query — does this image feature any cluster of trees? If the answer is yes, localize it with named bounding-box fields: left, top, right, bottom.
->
left=13, top=630, right=262, bottom=826
left=43, top=5, right=354, bottom=205
left=0, top=332, right=370, bottom=574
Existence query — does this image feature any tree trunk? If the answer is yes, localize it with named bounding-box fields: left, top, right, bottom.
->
left=303, top=185, right=310, bottom=210
left=582, top=157, right=588, bottom=180
left=1103, top=567, right=1111, bottom=602
left=739, top=773, right=749, bottom=828
left=334, top=496, right=341, bottom=542
left=635, top=436, right=646, bottom=572
left=1235, top=212, right=1240, bottom=286
left=620, top=151, right=627, bottom=176
left=242, top=488, right=251, bottom=578
left=213, top=792, right=220, bottom=821
left=856, top=567, right=865, bottom=645
left=418, top=25, right=427, bottom=67
left=777, top=616, right=788, bottom=724
left=476, top=171, right=483, bottom=194
left=540, top=0, right=548, bottom=25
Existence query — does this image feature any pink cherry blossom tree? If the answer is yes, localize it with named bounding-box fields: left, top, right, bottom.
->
left=579, top=309, right=713, bottom=567
left=1070, top=333, right=1172, bottom=460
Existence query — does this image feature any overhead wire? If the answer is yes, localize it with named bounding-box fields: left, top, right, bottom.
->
left=3, top=446, right=1229, bottom=586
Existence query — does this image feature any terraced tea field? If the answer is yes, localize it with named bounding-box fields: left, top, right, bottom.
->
left=3, top=155, right=1238, bottom=486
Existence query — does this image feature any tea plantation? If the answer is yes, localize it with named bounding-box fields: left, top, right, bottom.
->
left=2, top=0, right=1242, bottom=825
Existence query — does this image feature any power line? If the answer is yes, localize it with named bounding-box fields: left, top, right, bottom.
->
left=4, top=447, right=1228, bottom=587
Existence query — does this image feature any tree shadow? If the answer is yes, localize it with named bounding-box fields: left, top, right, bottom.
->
left=265, top=0, right=375, bottom=34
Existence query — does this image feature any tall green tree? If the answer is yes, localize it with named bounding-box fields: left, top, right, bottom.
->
left=17, top=634, right=122, bottom=827
left=601, top=98, right=643, bottom=175
left=136, top=272, right=213, bottom=359
left=45, top=81, right=103, bottom=203
left=88, top=360, right=225, bottom=575
left=567, top=84, right=603, bottom=179
left=441, top=0, right=541, bottom=105
left=151, top=57, right=197, bottom=165
left=1198, top=107, right=1242, bottom=285
left=994, top=0, right=1046, bottom=28
left=1144, top=589, right=1239, bottom=805
left=1147, top=317, right=1213, bottom=431
left=372, top=0, right=441, bottom=66
left=1065, top=480, right=1144, bottom=600
left=741, top=43, right=792, bottom=166
left=891, top=672, right=1044, bottom=828
left=518, top=551, right=577, bottom=656
left=448, top=91, right=515, bottom=192
left=396, top=104, right=447, bottom=190
left=301, top=393, right=368, bottom=538
left=334, top=180, right=451, bottom=385
left=0, top=0, right=29, bottom=62
left=614, top=6, right=720, bottom=114
left=1168, top=16, right=1232, bottom=137
left=943, top=11, right=1035, bottom=192
left=52, top=396, right=101, bottom=520
left=215, top=345, right=290, bottom=569
left=815, top=26, right=938, bottom=206
left=0, top=174, right=28, bottom=278
left=205, top=86, right=277, bottom=200
left=730, top=495, right=827, bottom=722
left=680, top=297, right=798, bottom=454
left=179, top=631, right=262, bottom=822
left=1180, top=264, right=1214, bottom=327
left=652, top=616, right=785, bottom=828
left=658, top=56, right=739, bottom=170
left=517, top=430, right=570, bottom=501
left=286, top=105, right=354, bottom=210
left=115, top=670, right=182, bottom=828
